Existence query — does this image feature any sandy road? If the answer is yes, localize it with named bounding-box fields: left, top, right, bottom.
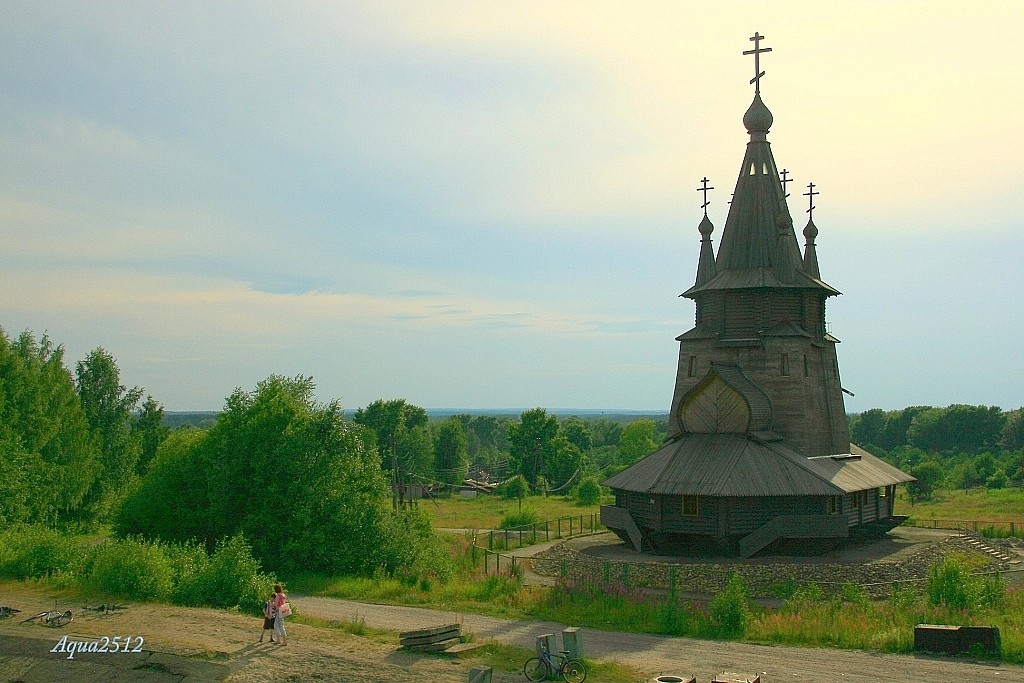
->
left=296, top=595, right=1024, bottom=683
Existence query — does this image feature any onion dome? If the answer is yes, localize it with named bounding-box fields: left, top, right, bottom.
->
left=802, top=218, right=821, bottom=279
left=743, top=94, right=773, bottom=136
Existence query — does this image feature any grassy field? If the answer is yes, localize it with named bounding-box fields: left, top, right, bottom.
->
left=896, top=487, right=1024, bottom=527
left=420, top=492, right=604, bottom=530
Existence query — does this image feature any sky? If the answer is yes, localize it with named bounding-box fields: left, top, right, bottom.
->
left=2, top=1, right=1022, bottom=414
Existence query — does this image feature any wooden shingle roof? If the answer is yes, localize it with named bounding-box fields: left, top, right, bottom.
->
left=603, top=433, right=913, bottom=497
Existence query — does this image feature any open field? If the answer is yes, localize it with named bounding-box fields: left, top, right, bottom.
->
left=896, top=487, right=1024, bottom=527
left=421, top=493, right=603, bottom=530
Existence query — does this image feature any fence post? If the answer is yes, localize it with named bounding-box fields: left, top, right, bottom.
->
left=533, top=523, right=537, bottom=544
left=580, top=515, right=583, bottom=536
left=496, top=552, right=500, bottom=574
left=558, top=518, right=562, bottom=537
left=484, top=550, right=489, bottom=575
left=488, top=530, right=494, bottom=550
left=545, top=520, right=549, bottom=541
left=472, top=543, right=477, bottom=567
left=519, top=529, right=524, bottom=548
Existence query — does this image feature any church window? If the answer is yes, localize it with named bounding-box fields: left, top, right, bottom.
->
left=852, top=491, right=863, bottom=509
left=687, top=355, right=697, bottom=377
left=682, top=495, right=699, bottom=516
left=762, top=162, right=769, bottom=175
left=780, top=353, right=790, bottom=376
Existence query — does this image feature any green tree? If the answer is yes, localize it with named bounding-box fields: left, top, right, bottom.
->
left=1001, top=408, right=1024, bottom=451
left=880, top=406, right=930, bottom=450
left=849, top=408, right=886, bottom=449
left=562, top=417, right=594, bottom=453
left=434, top=418, right=469, bottom=490
left=114, top=427, right=209, bottom=541
left=353, top=399, right=428, bottom=469
left=545, top=438, right=584, bottom=492
left=908, top=461, right=943, bottom=502
left=907, top=405, right=1005, bottom=454
left=507, top=408, right=560, bottom=487
left=76, top=347, right=143, bottom=521
left=397, top=422, right=435, bottom=488
left=133, top=395, right=169, bottom=475
left=0, top=329, right=99, bottom=525
left=619, top=419, right=660, bottom=464
left=590, top=418, right=624, bottom=448
left=122, top=375, right=430, bottom=576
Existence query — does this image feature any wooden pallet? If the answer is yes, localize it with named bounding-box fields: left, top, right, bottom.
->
left=399, top=623, right=462, bottom=652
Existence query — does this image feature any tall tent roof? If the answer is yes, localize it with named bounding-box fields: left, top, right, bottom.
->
left=683, top=93, right=839, bottom=299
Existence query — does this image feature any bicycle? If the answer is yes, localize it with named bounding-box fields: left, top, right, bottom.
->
left=21, top=608, right=73, bottom=627
left=523, top=646, right=587, bottom=682
left=84, top=603, right=128, bottom=614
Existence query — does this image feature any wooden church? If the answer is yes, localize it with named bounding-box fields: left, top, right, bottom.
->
left=602, top=34, right=914, bottom=557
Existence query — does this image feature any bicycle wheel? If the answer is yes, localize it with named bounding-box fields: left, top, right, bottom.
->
left=523, top=656, right=550, bottom=681
left=561, top=658, right=587, bottom=683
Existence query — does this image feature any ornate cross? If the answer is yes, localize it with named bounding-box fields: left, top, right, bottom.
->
left=804, top=182, right=819, bottom=219
left=697, top=176, right=714, bottom=215
left=779, top=168, right=792, bottom=198
left=743, top=32, right=772, bottom=94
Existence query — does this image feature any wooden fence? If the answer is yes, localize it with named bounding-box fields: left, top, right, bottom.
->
left=485, top=513, right=602, bottom=551
left=473, top=513, right=604, bottom=575
left=904, top=518, right=1024, bottom=537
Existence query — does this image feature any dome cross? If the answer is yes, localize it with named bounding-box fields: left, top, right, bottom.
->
left=804, top=182, right=819, bottom=220
left=697, top=176, right=714, bottom=216
left=743, top=32, right=772, bottom=94
left=780, top=168, right=793, bottom=198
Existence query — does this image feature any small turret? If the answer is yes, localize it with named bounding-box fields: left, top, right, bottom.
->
left=802, top=182, right=821, bottom=279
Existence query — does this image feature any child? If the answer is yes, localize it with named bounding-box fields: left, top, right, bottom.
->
left=259, top=595, right=276, bottom=643
left=272, top=583, right=288, bottom=646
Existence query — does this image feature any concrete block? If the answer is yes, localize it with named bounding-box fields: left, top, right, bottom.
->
left=536, top=633, right=557, bottom=658
left=562, top=627, right=583, bottom=659
left=469, top=665, right=492, bottom=683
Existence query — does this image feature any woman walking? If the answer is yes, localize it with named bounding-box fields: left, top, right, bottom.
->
left=271, top=583, right=288, bottom=646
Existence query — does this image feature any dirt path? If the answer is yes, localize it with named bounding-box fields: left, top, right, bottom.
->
left=295, top=595, right=1022, bottom=683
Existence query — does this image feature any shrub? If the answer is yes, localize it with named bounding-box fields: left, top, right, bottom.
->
left=710, top=573, right=750, bottom=638
left=496, top=475, right=529, bottom=501
left=499, top=508, right=540, bottom=529
left=574, top=478, right=602, bottom=506
left=87, top=537, right=175, bottom=601
left=0, top=525, right=85, bottom=579
left=177, top=535, right=274, bottom=614
left=927, top=555, right=1005, bottom=611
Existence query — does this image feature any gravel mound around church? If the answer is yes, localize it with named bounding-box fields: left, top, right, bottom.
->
left=531, top=528, right=1022, bottom=598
